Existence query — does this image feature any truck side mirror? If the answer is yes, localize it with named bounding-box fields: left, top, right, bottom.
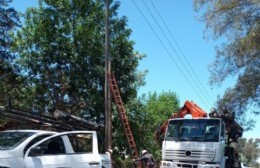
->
left=220, top=136, right=225, bottom=141
left=29, top=146, right=43, bottom=156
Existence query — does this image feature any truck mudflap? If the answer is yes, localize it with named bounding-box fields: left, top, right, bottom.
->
left=160, top=161, right=221, bottom=168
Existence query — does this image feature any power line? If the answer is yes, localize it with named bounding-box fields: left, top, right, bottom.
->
left=148, top=0, right=215, bottom=103
left=140, top=0, right=212, bottom=106
left=129, top=0, right=210, bottom=109
left=140, top=0, right=213, bottom=107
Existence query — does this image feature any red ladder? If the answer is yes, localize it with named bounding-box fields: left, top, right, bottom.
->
left=108, top=73, right=141, bottom=167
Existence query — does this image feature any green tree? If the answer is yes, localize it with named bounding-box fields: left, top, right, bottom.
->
left=110, top=91, right=180, bottom=167
left=240, top=138, right=260, bottom=167
left=111, top=98, right=147, bottom=167
left=237, top=138, right=260, bottom=167
left=193, top=0, right=260, bottom=126
left=0, top=0, right=20, bottom=107
left=142, top=91, right=179, bottom=160
left=11, top=0, right=145, bottom=121
left=237, top=138, right=247, bottom=162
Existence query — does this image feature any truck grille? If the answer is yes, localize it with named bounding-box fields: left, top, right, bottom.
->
left=177, top=163, right=198, bottom=168
left=165, top=149, right=215, bottom=161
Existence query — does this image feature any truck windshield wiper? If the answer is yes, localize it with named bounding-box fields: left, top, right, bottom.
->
left=172, top=137, right=182, bottom=140
left=190, top=136, right=205, bottom=141
left=172, top=137, right=192, bottom=141
left=165, top=137, right=183, bottom=141
left=173, top=137, right=207, bottom=141
left=166, top=137, right=201, bottom=141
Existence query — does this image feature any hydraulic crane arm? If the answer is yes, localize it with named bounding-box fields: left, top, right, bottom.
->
left=155, top=101, right=208, bottom=140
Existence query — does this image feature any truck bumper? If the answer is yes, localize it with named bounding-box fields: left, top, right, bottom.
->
left=160, top=161, right=221, bottom=168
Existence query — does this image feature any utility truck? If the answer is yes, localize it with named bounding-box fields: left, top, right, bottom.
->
left=157, top=101, right=243, bottom=168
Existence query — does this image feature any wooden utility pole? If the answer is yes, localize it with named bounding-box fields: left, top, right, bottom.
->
left=105, top=0, right=112, bottom=151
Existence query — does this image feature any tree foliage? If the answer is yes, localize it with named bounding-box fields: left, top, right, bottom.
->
left=11, top=0, right=145, bottom=123
left=0, top=0, right=20, bottom=107
left=193, top=0, right=260, bottom=124
left=144, top=91, right=180, bottom=127
left=237, top=138, right=260, bottom=167
left=139, top=91, right=179, bottom=159
left=111, top=91, right=180, bottom=166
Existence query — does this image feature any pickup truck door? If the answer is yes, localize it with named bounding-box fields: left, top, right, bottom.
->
left=24, top=134, right=69, bottom=168
left=62, top=132, right=101, bottom=168
left=24, top=131, right=103, bottom=168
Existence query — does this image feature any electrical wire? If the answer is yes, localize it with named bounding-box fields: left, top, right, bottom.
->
left=140, top=0, right=213, bottom=107
left=148, top=0, right=215, bottom=104
left=129, top=0, right=210, bottom=109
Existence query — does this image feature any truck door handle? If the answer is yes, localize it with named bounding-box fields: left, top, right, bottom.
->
left=89, top=161, right=100, bottom=165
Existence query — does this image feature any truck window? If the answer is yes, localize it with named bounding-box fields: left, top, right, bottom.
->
left=221, top=122, right=225, bottom=138
left=24, top=134, right=52, bottom=154
left=29, top=136, right=65, bottom=155
left=0, top=131, right=35, bottom=150
left=68, top=133, right=93, bottom=153
left=205, top=126, right=219, bottom=141
left=166, top=119, right=220, bottom=142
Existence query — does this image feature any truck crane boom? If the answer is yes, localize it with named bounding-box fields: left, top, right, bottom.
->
left=156, top=100, right=207, bottom=140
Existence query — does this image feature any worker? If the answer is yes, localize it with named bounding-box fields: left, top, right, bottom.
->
left=132, top=150, right=155, bottom=168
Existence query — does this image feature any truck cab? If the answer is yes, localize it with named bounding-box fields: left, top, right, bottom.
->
left=160, top=118, right=226, bottom=168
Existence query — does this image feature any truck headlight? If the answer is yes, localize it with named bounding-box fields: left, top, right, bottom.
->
left=162, top=162, right=167, bottom=166
left=161, top=161, right=172, bottom=167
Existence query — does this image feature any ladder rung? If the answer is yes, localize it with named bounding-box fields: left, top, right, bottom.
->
left=109, top=73, right=140, bottom=162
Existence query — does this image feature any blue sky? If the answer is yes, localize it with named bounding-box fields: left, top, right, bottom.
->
left=10, top=0, right=259, bottom=139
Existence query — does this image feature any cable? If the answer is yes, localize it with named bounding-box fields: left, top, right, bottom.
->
left=140, top=0, right=212, bottom=107
left=148, top=0, right=215, bottom=103
left=143, top=0, right=214, bottom=107
left=129, top=0, right=210, bottom=109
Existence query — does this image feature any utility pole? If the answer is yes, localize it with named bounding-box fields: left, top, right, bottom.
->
left=104, top=0, right=112, bottom=151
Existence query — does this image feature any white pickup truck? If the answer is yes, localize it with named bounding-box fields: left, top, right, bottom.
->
left=0, top=130, right=111, bottom=168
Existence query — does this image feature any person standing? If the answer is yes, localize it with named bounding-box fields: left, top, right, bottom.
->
left=132, top=150, right=155, bottom=168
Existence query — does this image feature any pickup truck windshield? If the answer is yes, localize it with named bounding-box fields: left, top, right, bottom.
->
left=0, top=131, right=35, bottom=150
left=165, top=119, right=220, bottom=142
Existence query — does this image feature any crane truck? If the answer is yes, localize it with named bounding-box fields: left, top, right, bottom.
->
left=157, top=101, right=243, bottom=168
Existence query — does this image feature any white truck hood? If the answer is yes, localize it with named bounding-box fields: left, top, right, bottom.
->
left=0, top=149, right=20, bottom=159
left=0, top=149, right=25, bottom=168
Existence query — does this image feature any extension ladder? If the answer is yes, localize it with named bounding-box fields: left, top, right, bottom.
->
left=108, top=73, right=141, bottom=168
